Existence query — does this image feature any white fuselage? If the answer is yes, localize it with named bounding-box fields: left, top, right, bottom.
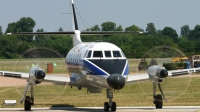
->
left=65, top=42, right=129, bottom=91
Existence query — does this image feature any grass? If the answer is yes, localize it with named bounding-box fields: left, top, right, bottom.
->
left=0, top=58, right=200, bottom=108
left=0, top=58, right=67, bottom=74
left=0, top=76, right=200, bottom=108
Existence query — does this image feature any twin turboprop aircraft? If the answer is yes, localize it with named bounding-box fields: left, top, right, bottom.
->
left=2, top=0, right=200, bottom=111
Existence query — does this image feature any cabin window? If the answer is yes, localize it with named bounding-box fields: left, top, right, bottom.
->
left=93, top=51, right=103, bottom=57
left=104, top=51, right=111, bottom=58
left=113, top=51, right=122, bottom=57
left=86, top=50, right=92, bottom=58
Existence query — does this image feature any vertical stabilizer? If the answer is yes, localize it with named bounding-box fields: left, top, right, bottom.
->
left=70, top=0, right=82, bottom=46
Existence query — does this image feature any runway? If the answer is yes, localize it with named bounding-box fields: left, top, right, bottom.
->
left=1, top=106, right=200, bottom=112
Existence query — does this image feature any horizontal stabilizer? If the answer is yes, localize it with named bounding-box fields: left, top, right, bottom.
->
left=80, top=31, right=143, bottom=35
left=6, top=31, right=143, bottom=36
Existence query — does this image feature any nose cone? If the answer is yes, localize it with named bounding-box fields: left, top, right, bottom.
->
left=159, top=69, right=168, bottom=78
left=107, top=74, right=125, bottom=90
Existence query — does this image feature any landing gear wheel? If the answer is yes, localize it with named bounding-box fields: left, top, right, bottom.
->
left=24, top=96, right=31, bottom=111
left=155, top=94, right=163, bottom=109
left=111, top=102, right=116, bottom=111
left=104, top=102, right=109, bottom=111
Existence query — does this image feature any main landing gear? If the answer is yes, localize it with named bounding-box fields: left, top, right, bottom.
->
left=153, top=82, right=167, bottom=109
left=24, top=96, right=34, bottom=110
left=21, top=82, right=34, bottom=111
left=104, top=89, right=116, bottom=111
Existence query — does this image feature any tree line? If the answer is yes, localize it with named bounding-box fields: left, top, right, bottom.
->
left=0, top=17, right=200, bottom=59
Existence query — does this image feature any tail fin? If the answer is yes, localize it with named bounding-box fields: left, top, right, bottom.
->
left=70, top=0, right=82, bottom=46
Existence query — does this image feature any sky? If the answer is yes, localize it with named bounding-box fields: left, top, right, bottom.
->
left=1, top=0, right=200, bottom=35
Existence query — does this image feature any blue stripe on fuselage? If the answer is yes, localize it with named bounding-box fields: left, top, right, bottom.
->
left=83, top=60, right=108, bottom=76
left=123, top=62, right=129, bottom=76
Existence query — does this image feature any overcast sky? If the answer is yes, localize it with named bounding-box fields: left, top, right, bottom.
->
left=1, top=0, right=200, bottom=35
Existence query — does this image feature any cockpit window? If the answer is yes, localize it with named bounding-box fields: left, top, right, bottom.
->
left=120, top=50, right=126, bottom=57
left=83, top=50, right=88, bottom=58
left=93, top=51, right=103, bottom=57
left=86, top=50, right=92, bottom=58
left=104, top=51, right=111, bottom=57
left=113, top=51, right=122, bottom=57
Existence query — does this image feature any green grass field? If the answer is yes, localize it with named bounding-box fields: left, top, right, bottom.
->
left=0, top=58, right=67, bottom=74
left=0, top=58, right=200, bottom=108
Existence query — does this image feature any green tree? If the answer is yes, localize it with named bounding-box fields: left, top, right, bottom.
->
left=101, top=22, right=116, bottom=31
left=0, top=36, right=18, bottom=58
left=87, top=25, right=100, bottom=31
left=125, top=25, right=141, bottom=31
left=146, top=23, right=156, bottom=35
left=16, top=17, right=36, bottom=42
left=5, top=22, right=16, bottom=34
left=178, top=38, right=195, bottom=55
left=0, top=26, right=2, bottom=36
left=17, top=41, right=30, bottom=55
left=157, top=30, right=162, bottom=34
left=35, top=29, right=47, bottom=46
left=115, top=25, right=123, bottom=31
left=58, top=27, right=63, bottom=31
left=85, top=25, right=105, bottom=42
left=162, top=27, right=178, bottom=43
left=194, top=41, right=200, bottom=54
left=15, top=17, right=35, bottom=32
left=45, top=36, right=72, bottom=56
left=188, top=25, right=200, bottom=40
left=5, top=17, right=36, bottom=42
left=181, top=25, right=190, bottom=37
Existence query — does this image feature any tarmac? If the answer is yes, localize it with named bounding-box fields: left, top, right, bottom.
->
left=0, top=106, right=200, bottom=112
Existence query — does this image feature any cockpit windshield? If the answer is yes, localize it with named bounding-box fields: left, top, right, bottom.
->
left=93, top=51, right=103, bottom=57
left=86, top=50, right=92, bottom=58
left=85, top=50, right=124, bottom=59
left=104, top=51, right=111, bottom=58
left=120, top=50, right=126, bottom=58
left=113, top=51, right=122, bottom=57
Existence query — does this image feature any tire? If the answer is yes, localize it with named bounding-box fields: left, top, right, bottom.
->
left=24, top=96, right=31, bottom=111
left=155, top=94, right=163, bottom=109
left=111, top=102, right=116, bottom=111
left=104, top=102, right=109, bottom=111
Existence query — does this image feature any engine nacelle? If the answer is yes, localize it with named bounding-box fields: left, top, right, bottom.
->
left=148, top=65, right=168, bottom=83
left=29, top=66, right=46, bottom=84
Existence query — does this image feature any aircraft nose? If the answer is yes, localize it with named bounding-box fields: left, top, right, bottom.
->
left=107, top=74, right=125, bottom=90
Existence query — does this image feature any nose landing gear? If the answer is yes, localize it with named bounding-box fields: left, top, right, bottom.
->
left=104, top=89, right=116, bottom=111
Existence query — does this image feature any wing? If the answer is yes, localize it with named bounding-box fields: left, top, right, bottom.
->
left=126, top=73, right=150, bottom=84
left=126, top=67, right=200, bottom=84
left=0, top=70, right=70, bottom=85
